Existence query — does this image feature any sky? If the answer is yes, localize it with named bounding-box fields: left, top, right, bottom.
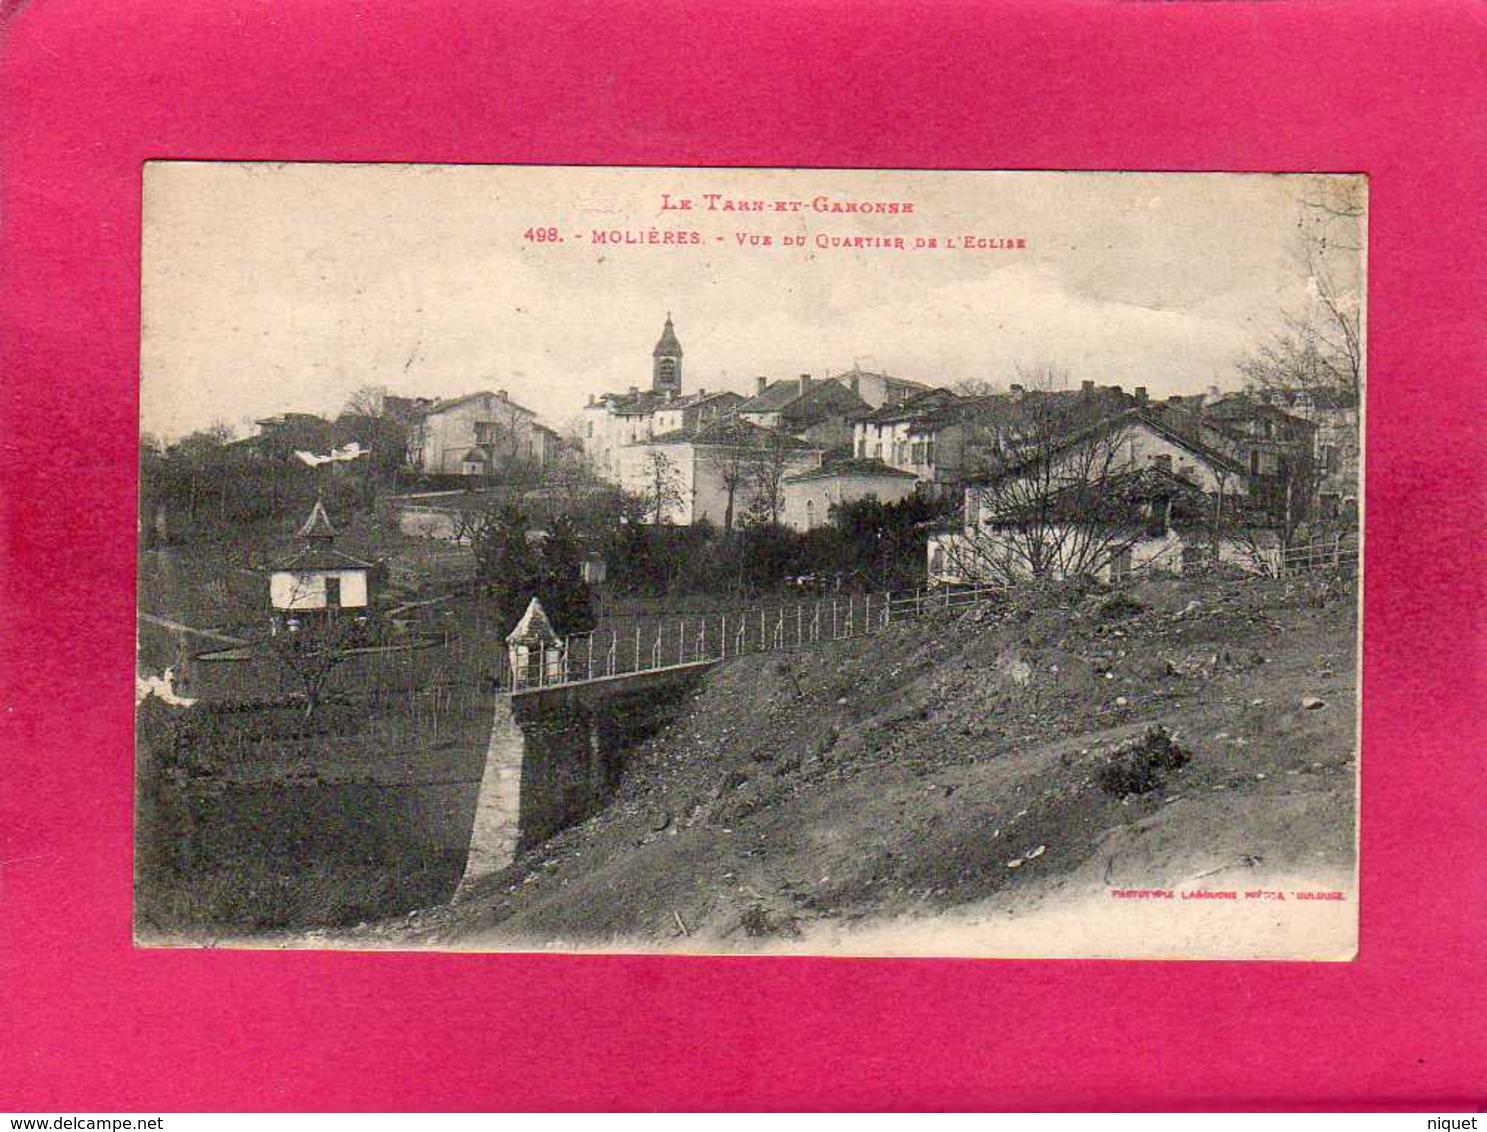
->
left=139, top=164, right=1364, bottom=441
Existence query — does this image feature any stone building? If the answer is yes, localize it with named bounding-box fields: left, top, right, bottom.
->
left=409, top=389, right=547, bottom=476
left=780, top=458, right=919, bottom=532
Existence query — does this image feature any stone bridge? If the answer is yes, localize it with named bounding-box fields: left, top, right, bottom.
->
left=456, top=662, right=717, bottom=896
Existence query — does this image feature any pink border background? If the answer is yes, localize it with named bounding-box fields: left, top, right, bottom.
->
left=3, top=0, right=1484, bottom=1111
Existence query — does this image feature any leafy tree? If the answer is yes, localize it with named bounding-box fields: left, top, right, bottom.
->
left=461, top=503, right=598, bottom=635
left=464, top=502, right=540, bottom=632
left=533, top=515, right=596, bottom=635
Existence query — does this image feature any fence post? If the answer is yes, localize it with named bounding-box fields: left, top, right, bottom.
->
left=679, top=618, right=686, bottom=665
left=721, top=613, right=728, bottom=658
left=797, top=603, right=803, bottom=647
left=634, top=624, right=641, bottom=673
left=832, top=598, right=839, bottom=639
left=883, top=591, right=891, bottom=627
left=587, top=633, right=594, bottom=681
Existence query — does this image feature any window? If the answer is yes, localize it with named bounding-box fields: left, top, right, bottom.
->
left=925, top=441, right=936, bottom=467
left=1320, top=444, right=1340, bottom=473
left=805, top=499, right=815, bottom=529
left=324, top=575, right=342, bottom=609
left=1146, top=496, right=1171, bottom=537
left=911, top=441, right=925, bottom=465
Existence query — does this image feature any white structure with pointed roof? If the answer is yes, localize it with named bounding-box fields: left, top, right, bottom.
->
left=269, top=498, right=373, bottom=619
left=505, top=597, right=565, bottom=687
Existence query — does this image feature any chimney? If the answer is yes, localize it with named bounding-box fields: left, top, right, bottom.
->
left=587, top=393, right=595, bottom=406
left=699, top=387, right=706, bottom=397
left=1009, top=383, right=1025, bottom=395
left=1167, top=394, right=1183, bottom=405
left=1081, top=380, right=1095, bottom=394
left=1207, top=384, right=1221, bottom=402
left=1135, top=386, right=1148, bottom=404
left=497, top=389, right=508, bottom=401
left=629, top=385, right=639, bottom=396
left=1151, top=453, right=1172, bottom=473
left=799, top=373, right=812, bottom=392
left=1109, top=385, right=1123, bottom=397
left=756, top=376, right=768, bottom=395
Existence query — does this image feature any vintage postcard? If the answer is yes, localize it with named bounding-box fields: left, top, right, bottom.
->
left=136, top=164, right=1362, bottom=958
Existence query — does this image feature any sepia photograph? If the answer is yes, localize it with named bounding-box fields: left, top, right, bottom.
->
left=135, top=164, right=1363, bottom=958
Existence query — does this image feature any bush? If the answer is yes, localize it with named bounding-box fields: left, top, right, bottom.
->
left=1095, top=591, right=1146, bottom=621
left=1096, top=726, right=1192, bottom=797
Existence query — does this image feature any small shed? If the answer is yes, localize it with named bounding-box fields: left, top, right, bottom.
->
left=269, top=498, right=373, bottom=624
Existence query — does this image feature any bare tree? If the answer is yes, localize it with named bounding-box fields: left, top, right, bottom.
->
left=940, top=396, right=1146, bottom=584
left=640, top=450, right=686, bottom=525
left=742, top=426, right=796, bottom=528
left=950, top=377, right=1004, bottom=397
left=960, top=363, right=1079, bottom=479
left=473, top=397, right=541, bottom=473
left=696, top=419, right=760, bottom=533
left=268, top=576, right=360, bottom=721
left=342, top=385, right=388, bottom=419
left=1239, top=177, right=1363, bottom=403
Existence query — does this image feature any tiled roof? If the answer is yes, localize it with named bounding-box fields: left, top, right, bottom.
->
left=857, top=387, right=966, bottom=426
left=601, top=390, right=669, bottom=414
left=834, top=364, right=931, bottom=393
left=273, top=544, right=373, bottom=572
left=786, top=458, right=917, bottom=483
left=506, top=596, right=560, bottom=644
left=423, top=391, right=538, bottom=419
left=648, top=416, right=819, bottom=449
left=738, top=377, right=867, bottom=422
left=298, top=498, right=338, bottom=539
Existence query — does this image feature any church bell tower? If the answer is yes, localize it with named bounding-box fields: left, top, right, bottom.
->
left=651, top=312, right=683, bottom=395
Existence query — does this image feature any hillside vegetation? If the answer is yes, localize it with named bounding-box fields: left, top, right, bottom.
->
left=360, top=572, right=1358, bottom=957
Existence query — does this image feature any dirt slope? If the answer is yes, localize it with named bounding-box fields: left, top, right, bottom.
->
left=377, top=573, right=1358, bottom=956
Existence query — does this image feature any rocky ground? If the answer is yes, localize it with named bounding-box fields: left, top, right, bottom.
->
left=321, top=571, right=1359, bottom=958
